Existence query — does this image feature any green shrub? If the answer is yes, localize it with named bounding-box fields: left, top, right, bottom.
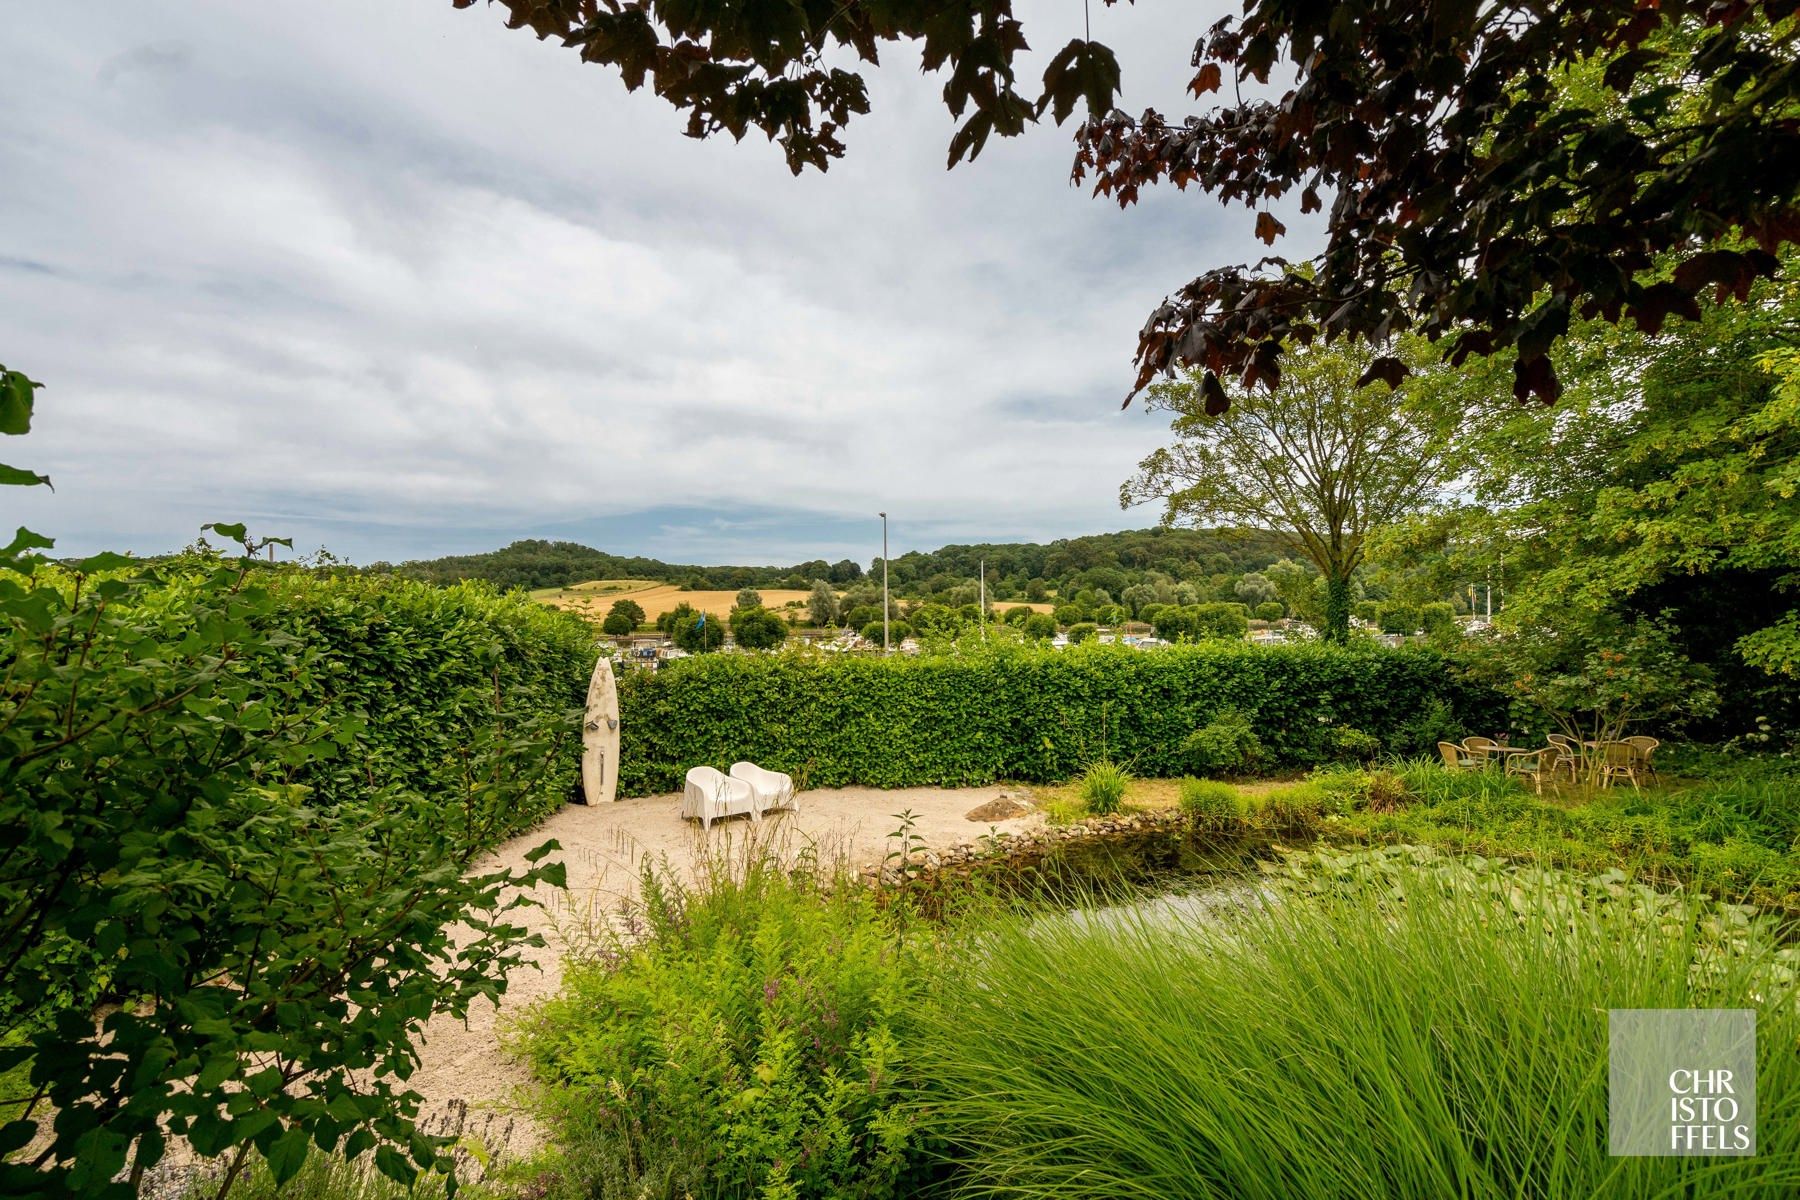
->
left=1178, top=778, right=1241, bottom=828
left=1193, top=601, right=1250, bottom=640
left=608, top=597, right=647, bottom=627
left=672, top=609, right=725, bottom=652
left=918, top=850, right=1800, bottom=1199
left=616, top=643, right=1495, bottom=795
left=1002, top=605, right=1034, bottom=626
left=1181, top=708, right=1266, bottom=777
left=728, top=606, right=787, bottom=650
left=1052, top=603, right=1089, bottom=627
left=1419, top=601, right=1457, bottom=639
left=1326, top=724, right=1382, bottom=762
left=844, top=603, right=882, bottom=629
left=1022, top=612, right=1058, bottom=641
left=1077, top=760, right=1131, bottom=815
left=1388, top=694, right=1465, bottom=756
left=1311, top=766, right=1410, bottom=815
left=1, top=548, right=587, bottom=1196
left=1067, top=621, right=1099, bottom=644
left=1254, top=600, right=1285, bottom=622
left=1256, top=782, right=1326, bottom=832
left=861, top=619, right=913, bottom=645
left=515, top=852, right=931, bottom=1200
left=1376, top=601, right=1420, bottom=634
left=601, top=610, right=635, bottom=635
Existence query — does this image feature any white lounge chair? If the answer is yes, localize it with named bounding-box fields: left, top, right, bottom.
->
left=730, top=761, right=798, bottom=815
left=682, top=765, right=757, bottom=829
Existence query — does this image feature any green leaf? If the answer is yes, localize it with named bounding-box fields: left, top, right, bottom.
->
left=73, top=551, right=135, bottom=575
left=0, top=1120, right=35, bottom=1155
left=265, top=1126, right=311, bottom=1184
left=0, top=526, right=54, bottom=558
left=203, top=521, right=248, bottom=543
left=0, top=367, right=41, bottom=435
left=0, top=462, right=51, bottom=488
left=374, top=1144, right=417, bottom=1186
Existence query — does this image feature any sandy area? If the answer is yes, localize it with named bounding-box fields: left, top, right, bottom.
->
left=404, top=784, right=1046, bottom=1155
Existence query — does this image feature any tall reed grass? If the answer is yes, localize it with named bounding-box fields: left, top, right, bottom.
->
left=917, top=854, right=1800, bottom=1198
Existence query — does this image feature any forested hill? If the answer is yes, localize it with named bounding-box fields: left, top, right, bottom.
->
left=384, top=527, right=1291, bottom=597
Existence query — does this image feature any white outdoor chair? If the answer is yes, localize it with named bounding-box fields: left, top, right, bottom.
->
left=681, top=765, right=758, bottom=829
left=730, top=761, right=798, bottom=815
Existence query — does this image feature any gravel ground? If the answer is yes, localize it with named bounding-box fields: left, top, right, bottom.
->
left=401, top=784, right=1046, bottom=1157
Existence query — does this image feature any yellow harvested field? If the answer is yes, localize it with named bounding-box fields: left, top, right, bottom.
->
left=540, top=581, right=815, bottom=621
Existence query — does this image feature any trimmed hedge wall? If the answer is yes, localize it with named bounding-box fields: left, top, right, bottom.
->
left=617, top=643, right=1497, bottom=796
left=252, top=573, right=596, bottom=814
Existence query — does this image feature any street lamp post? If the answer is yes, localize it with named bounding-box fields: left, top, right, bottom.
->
left=879, top=511, right=889, bottom=653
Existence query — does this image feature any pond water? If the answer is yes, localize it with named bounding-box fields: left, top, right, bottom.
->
left=903, top=823, right=1293, bottom=922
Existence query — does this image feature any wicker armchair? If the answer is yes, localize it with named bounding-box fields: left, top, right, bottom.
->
left=1598, top=741, right=1644, bottom=790
left=1504, top=747, right=1553, bottom=794
left=1462, top=736, right=1500, bottom=765
left=1439, top=741, right=1480, bottom=771
left=1623, top=735, right=1661, bottom=782
left=1545, top=733, right=1581, bottom=781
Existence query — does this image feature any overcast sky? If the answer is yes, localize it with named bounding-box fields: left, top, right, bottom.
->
left=3, top=1, right=1318, bottom=567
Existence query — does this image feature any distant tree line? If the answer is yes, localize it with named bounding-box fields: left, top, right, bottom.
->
left=374, top=538, right=864, bottom=592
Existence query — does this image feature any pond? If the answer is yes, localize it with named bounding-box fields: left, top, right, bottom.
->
left=897, top=819, right=1295, bottom=921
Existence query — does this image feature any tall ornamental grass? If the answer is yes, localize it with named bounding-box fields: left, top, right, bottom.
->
left=917, top=850, right=1800, bottom=1198
left=513, top=842, right=938, bottom=1200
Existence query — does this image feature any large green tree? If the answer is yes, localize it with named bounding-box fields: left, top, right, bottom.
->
left=457, top=1, right=1800, bottom=404
left=1123, top=344, right=1452, bottom=642
left=1395, top=261, right=1800, bottom=733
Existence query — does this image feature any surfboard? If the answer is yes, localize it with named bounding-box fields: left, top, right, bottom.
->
left=580, top=654, right=620, bottom=804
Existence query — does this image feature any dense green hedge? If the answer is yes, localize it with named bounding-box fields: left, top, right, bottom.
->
left=617, top=643, right=1497, bottom=795
left=249, top=572, right=595, bottom=813
left=2, top=552, right=598, bottom=1194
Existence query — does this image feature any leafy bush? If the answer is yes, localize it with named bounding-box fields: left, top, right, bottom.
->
left=515, top=851, right=932, bottom=1200
left=1066, top=621, right=1099, bottom=644
left=728, top=606, right=787, bottom=650
left=616, top=643, right=1494, bottom=795
left=1254, top=601, right=1284, bottom=622
left=1022, top=612, right=1057, bottom=641
left=1178, top=779, right=1241, bottom=829
left=0, top=541, right=588, bottom=1197
left=1376, top=601, right=1419, bottom=634
left=1326, top=724, right=1382, bottom=762
left=1002, top=605, right=1034, bottom=626
left=843, top=604, right=882, bottom=629
left=1388, top=694, right=1465, bottom=756
left=861, top=619, right=913, bottom=645
left=1418, top=601, right=1456, bottom=640
left=601, top=610, right=635, bottom=635
left=1077, top=761, right=1131, bottom=815
left=1255, top=782, right=1326, bottom=833
left=672, top=610, right=725, bottom=652
left=918, top=849, right=1800, bottom=1199
left=1180, top=708, right=1266, bottom=777
left=656, top=600, right=697, bottom=634
left=608, top=597, right=646, bottom=627
left=1052, top=603, right=1088, bottom=627
left=1193, top=602, right=1249, bottom=640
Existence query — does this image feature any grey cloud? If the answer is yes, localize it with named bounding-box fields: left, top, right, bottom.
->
left=4, top=0, right=1318, bottom=564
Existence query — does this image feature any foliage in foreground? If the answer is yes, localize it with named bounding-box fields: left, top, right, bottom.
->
left=513, top=847, right=936, bottom=1200
left=0, top=541, right=591, bottom=1198
left=616, top=641, right=1493, bottom=794
left=918, top=847, right=1800, bottom=1198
